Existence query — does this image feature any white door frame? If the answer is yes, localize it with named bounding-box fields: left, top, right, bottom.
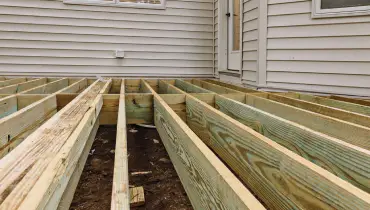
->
left=217, top=0, right=243, bottom=75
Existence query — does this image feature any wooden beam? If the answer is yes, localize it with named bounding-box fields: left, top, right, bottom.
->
left=205, top=79, right=259, bottom=93
left=56, top=94, right=78, bottom=111
left=125, top=93, right=153, bottom=125
left=193, top=79, right=240, bottom=94
left=162, top=80, right=370, bottom=209
left=175, top=79, right=213, bottom=93
left=264, top=93, right=370, bottom=128
left=276, top=92, right=370, bottom=116
left=181, top=87, right=370, bottom=209
left=56, top=78, right=88, bottom=94
left=111, top=79, right=130, bottom=210
left=328, top=95, right=370, bottom=107
left=159, top=94, right=187, bottom=122
left=0, top=96, right=17, bottom=119
left=143, top=80, right=265, bottom=210
left=129, top=187, right=145, bottom=207
left=0, top=77, right=5, bottom=81
left=21, top=78, right=69, bottom=94
left=0, top=80, right=106, bottom=209
left=0, top=78, right=28, bottom=88
left=196, top=80, right=370, bottom=150
left=215, top=94, right=370, bottom=193
left=0, top=78, right=47, bottom=94
left=57, top=117, right=99, bottom=210
left=100, top=94, right=119, bottom=125
left=0, top=95, right=57, bottom=158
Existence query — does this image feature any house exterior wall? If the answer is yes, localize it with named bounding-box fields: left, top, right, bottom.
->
left=242, top=0, right=259, bottom=87
left=266, top=0, right=370, bottom=97
left=0, top=0, right=214, bottom=77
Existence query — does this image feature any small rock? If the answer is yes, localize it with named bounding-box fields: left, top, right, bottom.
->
left=153, top=139, right=160, bottom=144
left=159, top=158, right=171, bottom=163
left=91, top=158, right=102, bottom=170
left=102, top=171, right=108, bottom=176
left=102, top=140, right=108, bottom=144
left=89, top=149, right=95, bottom=155
left=129, top=128, right=138, bottom=133
left=110, top=149, right=115, bottom=154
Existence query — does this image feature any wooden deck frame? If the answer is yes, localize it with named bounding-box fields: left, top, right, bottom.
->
left=172, top=79, right=370, bottom=193
left=158, top=79, right=370, bottom=209
left=0, top=77, right=368, bottom=210
left=191, top=79, right=370, bottom=151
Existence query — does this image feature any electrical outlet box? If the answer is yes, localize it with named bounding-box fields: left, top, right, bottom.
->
left=114, top=50, right=125, bottom=58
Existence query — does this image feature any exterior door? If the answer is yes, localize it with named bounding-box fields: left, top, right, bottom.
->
left=227, top=0, right=242, bottom=71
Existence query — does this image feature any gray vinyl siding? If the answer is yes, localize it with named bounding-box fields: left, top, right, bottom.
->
left=214, top=0, right=218, bottom=76
left=242, top=0, right=259, bottom=87
left=0, top=0, right=214, bottom=77
left=267, top=0, right=370, bottom=97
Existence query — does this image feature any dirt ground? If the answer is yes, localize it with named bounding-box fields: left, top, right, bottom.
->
left=70, top=125, right=192, bottom=210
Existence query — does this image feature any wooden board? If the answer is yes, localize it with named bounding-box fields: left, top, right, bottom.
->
left=129, top=187, right=145, bottom=207
left=329, top=95, right=370, bottom=107
left=0, top=78, right=47, bottom=94
left=185, top=94, right=370, bottom=210
left=21, top=78, right=69, bottom=94
left=144, top=80, right=265, bottom=210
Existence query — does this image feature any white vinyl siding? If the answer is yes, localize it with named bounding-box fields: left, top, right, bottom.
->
left=214, top=0, right=218, bottom=76
left=0, top=0, right=213, bottom=77
left=242, top=0, right=259, bottom=87
left=266, top=0, right=370, bottom=97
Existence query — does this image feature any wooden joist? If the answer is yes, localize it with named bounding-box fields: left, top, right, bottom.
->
left=328, top=95, right=370, bottom=107
left=143, top=80, right=265, bottom=210
left=161, top=80, right=370, bottom=209
left=0, top=77, right=369, bottom=210
left=195, top=80, right=370, bottom=151
left=0, top=80, right=106, bottom=209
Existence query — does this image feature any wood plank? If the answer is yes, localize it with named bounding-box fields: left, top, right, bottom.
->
left=189, top=93, right=215, bottom=107
left=0, top=78, right=27, bottom=88
left=57, top=78, right=88, bottom=94
left=329, top=95, right=370, bottom=107
left=129, top=187, right=145, bottom=207
left=111, top=79, right=130, bottom=210
left=0, top=78, right=47, bottom=94
left=56, top=94, right=78, bottom=111
left=100, top=94, right=119, bottom=125
left=175, top=79, right=213, bottom=93
left=205, top=79, right=259, bottom=93
left=0, top=80, right=105, bottom=209
left=0, top=96, right=17, bottom=119
left=17, top=95, right=48, bottom=110
left=125, top=94, right=153, bottom=125
left=158, top=80, right=184, bottom=94
left=25, top=95, right=103, bottom=210
left=264, top=93, right=370, bottom=128
left=0, top=95, right=57, bottom=158
left=143, top=80, right=265, bottom=210
left=21, top=78, right=69, bottom=94
left=57, top=118, right=99, bottom=210
left=159, top=94, right=187, bottom=122
left=215, top=95, right=370, bottom=193
left=125, top=79, right=141, bottom=93
left=185, top=93, right=370, bottom=210
left=192, top=79, right=240, bottom=94
left=198, top=80, right=370, bottom=150
left=279, top=92, right=370, bottom=116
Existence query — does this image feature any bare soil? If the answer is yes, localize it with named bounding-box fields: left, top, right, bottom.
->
left=70, top=125, right=192, bottom=210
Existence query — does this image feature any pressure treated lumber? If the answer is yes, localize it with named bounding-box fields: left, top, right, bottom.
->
left=215, top=95, right=370, bottom=193
left=57, top=118, right=99, bottom=210
left=129, top=187, right=145, bottom=207
left=143, top=80, right=265, bottom=210
left=0, top=78, right=47, bottom=94
left=205, top=79, right=259, bottom=93
left=175, top=79, right=213, bottom=93
left=328, top=95, right=370, bottom=107
left=276, top=92, right=370, bottom=116
left=199, top=80, right=370, bottom=150
left=0, top=80, right=106, bottom=209
left=0, top=96, right=17, bottom=119
left=111, top=79, right=129, bottom=210
left=21, top=78, right=69, bottom=94
left=0, top=78, right=27, bottom=88
left=161, top=80, right=370, bottom=210
left=57, top=78, right=88, bottom=94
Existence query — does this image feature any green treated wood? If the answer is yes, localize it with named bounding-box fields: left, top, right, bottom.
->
left=215, top=95, right=370, bottom=193
left=283, top=93, right=370, bottom=116
left=264, top=93, right=370, bottom=128
left=157, top=80, right=184, bottom=94
left=204, top=79, right=259, bottom=93
left=0, top=96, right=17, bottom=120
left=329, top=95, right=370, bottom=107
left=244, top=94, right=370, bottom=151
left=144, top=81, right=265, bottom=210
left=21, top=78, right=69, bottom=94
left=185, top=95, right=370, bottom=210
left=193, top=79, right=240, bottom=94
left=0, top=78, right=47, bottom=94
left=125, top=94, right=153, bottom=124
left=175, top=79, right=212, bottom=93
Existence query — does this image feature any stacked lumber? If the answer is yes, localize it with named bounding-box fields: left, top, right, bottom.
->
left=0, top=80, right=107, bottom=209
